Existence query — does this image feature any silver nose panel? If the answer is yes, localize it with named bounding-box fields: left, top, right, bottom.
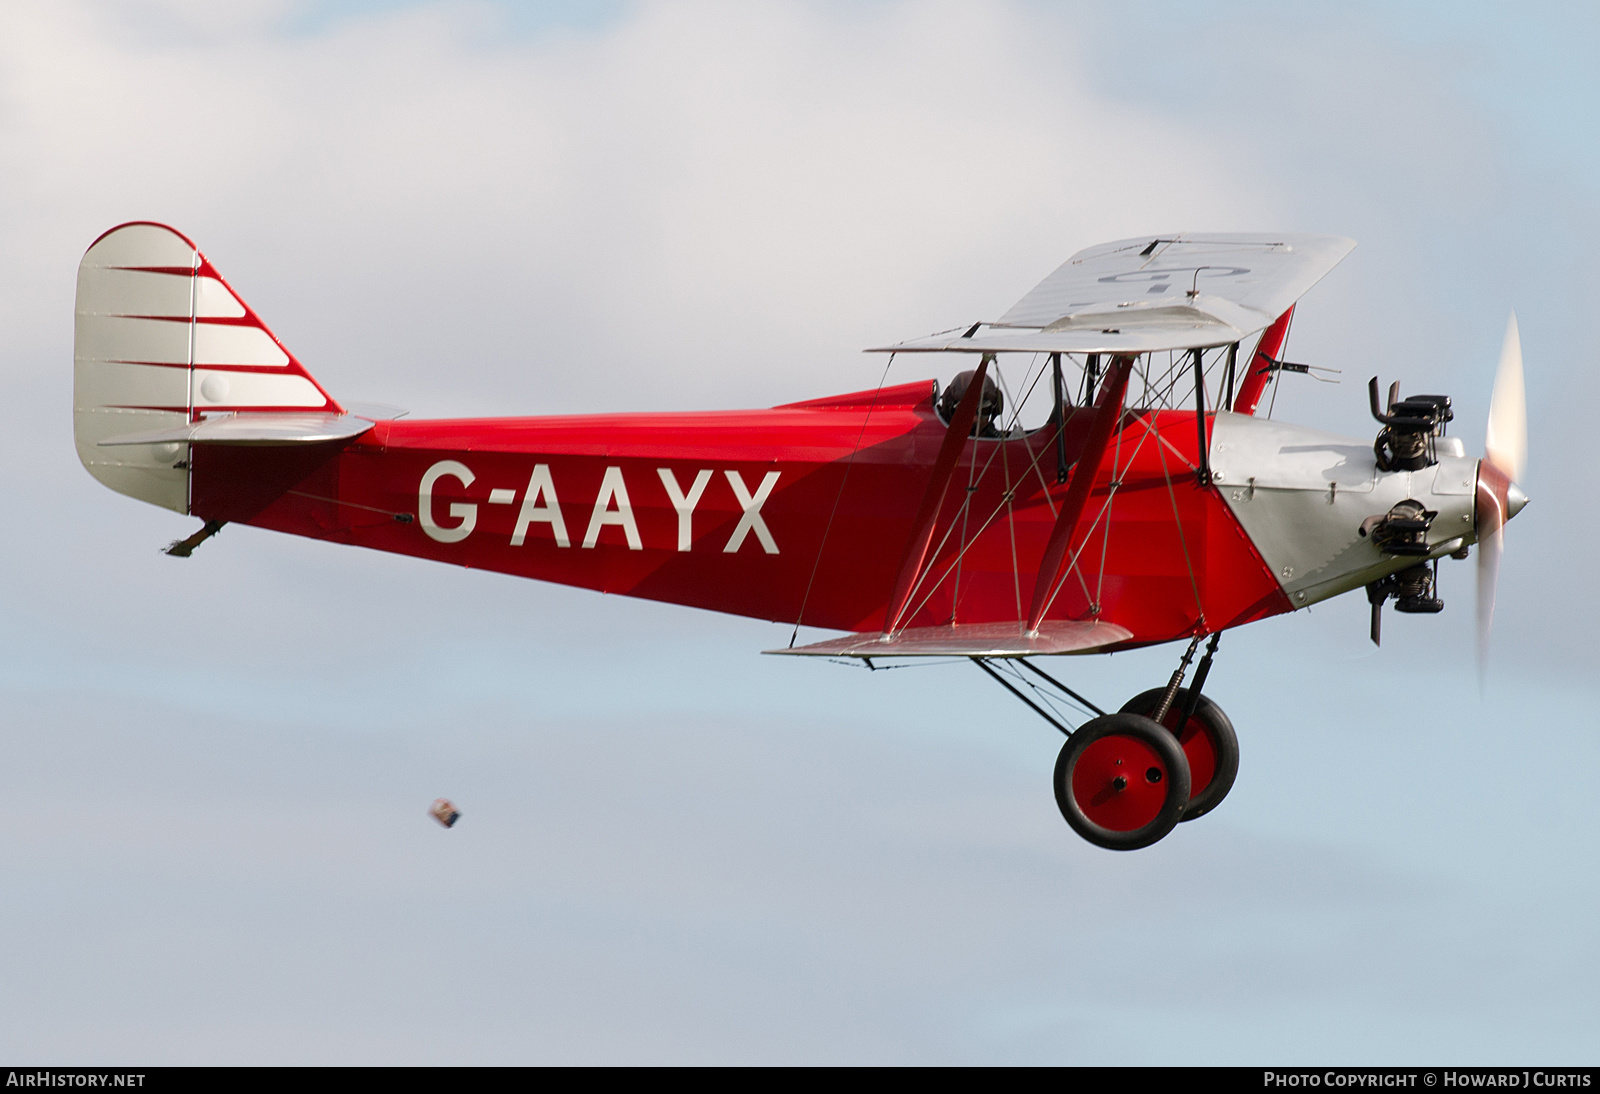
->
left=1209, top=411, right=1478, bottom=609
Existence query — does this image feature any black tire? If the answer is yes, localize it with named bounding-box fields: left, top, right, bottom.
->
left=1119, top=688, right=1239, bottom=822
left=1053, top=713, right=1191, bottom=851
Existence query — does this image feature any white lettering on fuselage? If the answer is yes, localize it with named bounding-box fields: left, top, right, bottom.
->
left=583, top=466, right=642, bottom=550
left=511, top=464, right=569, bottom=548
left=657, top=468, right=713, bottom=552
left=417, top=461, right=778, bottom=553
left=722, top=470, right=781, bottom=555
left=418, top=460, right=477, bottom=543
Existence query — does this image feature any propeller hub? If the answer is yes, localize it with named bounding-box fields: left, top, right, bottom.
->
left=1506, top=482, right=1529, bottom=521
left=1475, top=458, right=1521, bottom=540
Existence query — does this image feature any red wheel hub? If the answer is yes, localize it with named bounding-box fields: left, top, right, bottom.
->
left=1070, top=733, right=1171, bottom=832
left=1151, top=707, right=1219, bottom=799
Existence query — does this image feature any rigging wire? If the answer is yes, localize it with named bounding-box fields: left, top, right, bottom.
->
left=890, top=355, right=1054, bottom=628
left=971, top=656, right=1102, bottom=733
left=789, top=354, right=895, bottom=647
left=1036, top=399, right=1161, bottom=624
left=1145, top=411, right=1207, bottom=627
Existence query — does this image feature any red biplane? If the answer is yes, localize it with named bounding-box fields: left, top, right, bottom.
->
left=73, top=224, right=1527, bottom=849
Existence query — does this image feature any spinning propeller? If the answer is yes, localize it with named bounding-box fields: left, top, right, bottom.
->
left=1476, top=312, right=1530, bottom=673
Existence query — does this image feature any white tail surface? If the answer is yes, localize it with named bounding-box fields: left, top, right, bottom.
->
left=74, top=222, right=340, bottom=512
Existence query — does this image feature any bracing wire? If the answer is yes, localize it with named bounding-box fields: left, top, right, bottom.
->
left=790, top=354, right=895, bottom=647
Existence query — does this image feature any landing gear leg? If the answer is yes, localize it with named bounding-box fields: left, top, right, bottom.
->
left=970, top=653, right=1216, bottom=850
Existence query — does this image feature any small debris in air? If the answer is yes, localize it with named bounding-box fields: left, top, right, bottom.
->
left=429, top=798, right=461, bottom=828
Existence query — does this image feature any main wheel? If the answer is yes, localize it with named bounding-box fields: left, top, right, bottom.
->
left=1053, top=713, right=1191, bottom=850
left=1120, top=688, right=1239, bottom=822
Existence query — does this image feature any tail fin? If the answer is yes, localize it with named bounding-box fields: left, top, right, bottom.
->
left=74, top=222, right=342, bottom=513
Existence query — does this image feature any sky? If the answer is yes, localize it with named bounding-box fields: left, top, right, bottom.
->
left=0, top=0, right=1595, bottom=1064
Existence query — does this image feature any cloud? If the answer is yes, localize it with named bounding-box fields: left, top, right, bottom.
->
left=1, top=0, right=1596, bottom=1063
left=1, top=0, right=1275, bottom=417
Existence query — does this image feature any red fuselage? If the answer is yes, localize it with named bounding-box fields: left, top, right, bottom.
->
left=188, top=378, right=1289, bottom=646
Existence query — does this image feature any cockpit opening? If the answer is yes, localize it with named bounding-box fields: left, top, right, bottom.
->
left=935, top=369, right=1005, bottom=437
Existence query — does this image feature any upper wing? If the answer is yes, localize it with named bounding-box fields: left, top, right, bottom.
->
left=872, top=232, right=1355, bottom=355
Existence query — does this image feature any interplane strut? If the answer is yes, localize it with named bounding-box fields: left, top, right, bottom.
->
left=1025, top=354, right=1135, bottom=633
left=883, top=355, right=992, bottom=634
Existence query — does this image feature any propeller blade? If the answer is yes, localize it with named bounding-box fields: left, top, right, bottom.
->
left=1486, top=312, right=1526, bottom=483
left=1477, top=311, right=1528, bottom=679
left=1475, top=485, right=1504, bottom=675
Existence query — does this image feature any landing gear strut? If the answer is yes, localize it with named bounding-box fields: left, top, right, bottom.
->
left=1117, top=633, right=1239, bottom=823
left=1119, top=687, right=1238, bottom=822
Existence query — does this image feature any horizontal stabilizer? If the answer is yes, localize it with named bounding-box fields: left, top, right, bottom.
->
left=767, top=620, right=1132, bottom=659
left=99, top=413, right=373, bottom=447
